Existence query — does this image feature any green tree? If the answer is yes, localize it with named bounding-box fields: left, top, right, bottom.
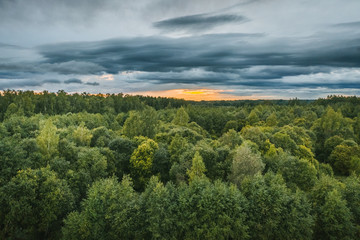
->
left=177, top=177, right=249, bottom=240
left=312, top=106, right=354, bottom=161
left=108, top=137, right=136, bottom=177
left=218, top=129, right=243, bottom=149
left=241, top=173, right=314, bottom=240
left=90, top=126, right=112, bottom=147
left=140, top=177, right=178, bottom=239
left=319, top=107, right=347, bottom=138
left=279, top=155, right=318, bottom=191
left=247, top=109, right=260, bottom=125
left=324, top=135, right=344, bottom=159
left=62, top=176, right=139, bottom=240
left=266, top=112, right=278, bottom=126
left=172, top=106, right=190, bottom=126
left=0, top=135, right=32, bottom=183
left=240, top=126, right=268, bottom=152
left=152, top=144, right=171, bottom=182
left=123, top=107, right=158, bottom=138
left=343, top=175, right=360, bottom=237
left=222, top=120, right=239, bottom=133
left=310, top=175, right=355, bottom=240
left=122, top=111, right=142, bottom=138
left=271, top=131, right=298, bottom=154
left=1, top=167, right=74, bottom=239
left=4, top=103, right=23, bottom=119
left=168, top=133, right=190, bottom=163
left=67, top=147, right=108, bottom=201
left=329, top=144, right=360, bottom=175
left=315, top=189, right=355, bottom=240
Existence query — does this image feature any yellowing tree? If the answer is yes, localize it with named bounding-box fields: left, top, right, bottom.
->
left=187, top=151, right=206, bottom=182
left=72, top=122, right=93, bottom=146
left=130, top=139, right=158, bottom=189
left=229, top=143, right=265, bottom=186
left=36, top=119, right=59, bottom=159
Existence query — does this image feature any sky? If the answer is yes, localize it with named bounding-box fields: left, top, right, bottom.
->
left=1, top=0, right=360, bottom=100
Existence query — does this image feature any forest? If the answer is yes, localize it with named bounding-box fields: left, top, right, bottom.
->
left=1, top=90, right=360, bottom=240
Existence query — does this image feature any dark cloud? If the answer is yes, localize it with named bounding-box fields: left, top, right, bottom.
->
left=43, top=61, right=105, bottom=75
left=132, top=67, right=360, bottom=90
left=85, top=81, right=100, bottom=86
left=0, top=80, right=41, bottom=89
left=154, top=13, right=248, bottom=32
left=2, top=32, right=360, bottom=91
left=64, top=78, right=83, bottom=84
left=62, top=78, right=99, bottom=86
left=38, top=34, right=360, bottom=75
left=0, top=78, right=60, bottom=89
left=42, top=79, right=61, bottom=84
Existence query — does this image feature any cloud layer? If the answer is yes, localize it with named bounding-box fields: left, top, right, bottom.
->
left=1, top=0, right=360, bottom=99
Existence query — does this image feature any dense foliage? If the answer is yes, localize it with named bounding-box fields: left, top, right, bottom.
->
left=1, top=91, right=360, bottom=239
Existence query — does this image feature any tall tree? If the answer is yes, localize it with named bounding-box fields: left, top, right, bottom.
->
left=130, top=139, right=158, bottom=189
left=36, top=119, right=59, bottom=160
left=172, top=106, right=190, bottom=126
left=187, top=151, right=206, bottom=182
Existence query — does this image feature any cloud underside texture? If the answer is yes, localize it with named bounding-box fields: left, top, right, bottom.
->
left=1, top=32, right=360, bottom=91
left=154, top=13, right=248, bottom=32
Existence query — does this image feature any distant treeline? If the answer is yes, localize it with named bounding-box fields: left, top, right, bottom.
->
left=0, top=90, right=188, bottom=119
left=1, top=90, right=359, bottom=117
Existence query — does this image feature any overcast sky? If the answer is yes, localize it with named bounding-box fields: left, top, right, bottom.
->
left=1, top=0, right=360, bottom=99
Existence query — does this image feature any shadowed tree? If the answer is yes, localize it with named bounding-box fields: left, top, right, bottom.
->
left=177, top=177, right=249, bottom=240
left=311, top=175, right=356, bottom=240
left=241, top=173, right=314, bottom=240
left=343, top=174, right=360, bottom=237
left=62, top=176, right=139, bottom=240
left=1, top=167, right=74, bottom=240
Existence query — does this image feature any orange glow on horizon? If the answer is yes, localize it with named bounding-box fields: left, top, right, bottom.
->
left=129, top=89, right=273, bottom=101
left=0, top=89, right=275, bottom=100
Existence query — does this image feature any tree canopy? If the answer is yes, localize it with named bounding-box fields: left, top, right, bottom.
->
left=0, top=91, right=360, bottom=239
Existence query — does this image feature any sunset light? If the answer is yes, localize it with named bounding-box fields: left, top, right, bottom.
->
left=130, top=89, right=272, bottom=101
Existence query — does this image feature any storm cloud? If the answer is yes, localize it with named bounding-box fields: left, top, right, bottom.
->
left=64, top=78, right=83, bottom=84
left=36, top=33, right=360, bottom=77
left=85, top=82, right=100, bottom=86
left=154, top=13, right=248, bottom=32
left=42, top=79, right=61, bottom=84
